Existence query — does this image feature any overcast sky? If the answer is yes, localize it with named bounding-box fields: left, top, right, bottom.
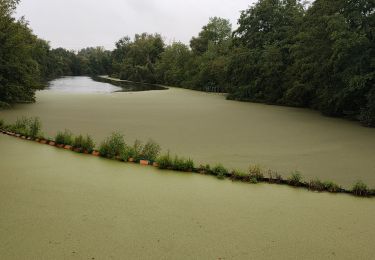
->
left=15, top=0, right=255, bottom=50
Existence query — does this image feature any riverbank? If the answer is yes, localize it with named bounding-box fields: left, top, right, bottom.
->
left=92, top=76, right=168, bottom=92
left=1, top=118, right=374, bottom=198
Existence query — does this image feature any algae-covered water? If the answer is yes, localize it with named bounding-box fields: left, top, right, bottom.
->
left=1, top=76, right=374, bottom=187
left=0, top=134, right=374, bottom=259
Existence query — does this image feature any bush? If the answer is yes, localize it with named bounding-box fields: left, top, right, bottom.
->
left=11, top=117, right=30, bottom=135
left=212, top=164, right=228, bottom=179
left=171, top=156, right=194, bottom=171
left=157, top=151, right=173, bottom=169
left=82, top=135, right=95, bottom=153
left=141, top=139, right=161, bottom=161
left=249, top=164, right=264, bottom=181
left=352, top=181, right=369, bottom=196
left=131, top=139, right=143, bottom=161
left=288, top=171, right=303, bottom=186
left=73, top=135, right=84, bottom=151
left=74, top=134, right=95, bottom=153
left=309, top=178, right=325, bottom=191
left=231, top=169, right=253, bottom=182
left=99, top=132, right=126, bottom=158
left=0, top=119, right=4, bottom=128
left=55, top=129, right=74, bottom=145
left=28, top=117, right=42, bottom=138
left=323, top=181, right=340, bottom=193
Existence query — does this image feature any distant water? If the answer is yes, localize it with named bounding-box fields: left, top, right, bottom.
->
left=48, top=76, right=122, bottom=93
left=2, top=76, right=375, bottom=187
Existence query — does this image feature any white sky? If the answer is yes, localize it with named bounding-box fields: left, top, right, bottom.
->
left=15, top=0, right=255, bottom=50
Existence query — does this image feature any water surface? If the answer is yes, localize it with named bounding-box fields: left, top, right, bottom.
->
left=0, top=134, right=374, bottom=259
left=1, top=76, right=375, bottom=187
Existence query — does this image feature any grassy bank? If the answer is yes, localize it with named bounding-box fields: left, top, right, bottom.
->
left=1, top=117, right=374, bottom=198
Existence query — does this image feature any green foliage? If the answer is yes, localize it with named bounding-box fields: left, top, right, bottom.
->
left=11, top=117, right=30, bottom=136
left=156, top=151, right=173, bottom=169
left=141, top=139, right=161, bottom=161
left=55, top=129, right=74, bottom=145
left=212, top=164, right=228, bottom=179
left=28, top=117, right=42, bottom=138
left=288, top=171, right=303, bottom=186
left=99, top=132, right=126, bottom=158
left=309, top=178, right=325, bottom=191
left=73, top=134, right=95, bottom=153
left=249, top=164, right=264, bottom=181
left=171, top=156, right=195, bottom=171
left=0, top=119, right=4, bottom=128
left=352, top=181, right=369, bottom=196
left=156, top=152, right=194, bottom=172
left=323, top=181, right=341, bottom=193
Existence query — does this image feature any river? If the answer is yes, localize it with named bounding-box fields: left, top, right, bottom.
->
left=1, top=76, right=374, bottom=187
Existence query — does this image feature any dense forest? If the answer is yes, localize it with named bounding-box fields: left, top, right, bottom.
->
left=0, top=0, right=374, bottom=126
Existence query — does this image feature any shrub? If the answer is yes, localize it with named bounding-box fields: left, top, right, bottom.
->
left=12, top=117, right=30, bottom=135
left=288, top=171, right=303, bottom=186
left=28, top=117, right=42, bottom=138
left=323, top=181, right=340, bottom=193
left=231, top=169, right=248, bottom=181
left=0, top=119, right=4, bottom=128
left=212, top=164, right=228, bottom=179
left=157, top=151, right=173, bottom=169
left=82, top=135, right=95, bottom=153
left=55, top=129, right=74, bottom=145
left=352, top=181, right=369, bottom=196
left=172, top=156, right=194, bottom=171
left=131, top=139, right=143, bottom=161
left=309, top=178, right=325, bottom=191
left=99, top=132, right=126, bottom=158
left=73, top=135, right=84, bottom=151
left=249, top=164, right=264, bottom=181
left=141, top=139, right=161, bottom=161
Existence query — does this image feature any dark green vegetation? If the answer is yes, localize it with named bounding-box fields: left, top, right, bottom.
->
left=1, top=117, right=374, bottom=197
left=1, top=0, right=374, bottom=126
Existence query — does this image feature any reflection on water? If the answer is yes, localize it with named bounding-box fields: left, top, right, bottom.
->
left=48, top=76, right=122, bottom=93
left=92, top=76, right=168, bottom=92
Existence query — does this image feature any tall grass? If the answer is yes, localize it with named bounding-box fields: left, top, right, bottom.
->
left=73, top=134, right=95, bottom=153
left=99, top=132, right=126, bottom=158
left=288, top=171, right=303, bottom=186
left=352, top=181, right=369, bottom=196
left=55, top=129, right=74, bottom=145
left=212, top=164, right=228, bottom=179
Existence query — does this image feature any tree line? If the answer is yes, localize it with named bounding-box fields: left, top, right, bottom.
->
left=1, top=0, right=374, bottom=126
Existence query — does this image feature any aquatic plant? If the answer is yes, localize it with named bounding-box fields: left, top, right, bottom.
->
left=249, top=164, right=264, bottom=181
left=157, top=151, right=173, bottom=169
left=288, top=171, right=303, bottom=186
left=28, top=117, right=42, bottom=138
left=11, top=117, right=30, bottom=136
left=171, top=156, right=194, bottom=171
left=99, top=132, right=126, bottom=158
left=212, top=164, right=228, bottom=179
left=323, top=181, right=341, bottom=193
left=231, top=170, right=248, bottom=181
left=55, top=129, right=74, bottom=145
left=141, top=139, right=161, bottom=161
left=352, top=181, right=369, bottom=196
left=308, top=178, right=325, bottom=191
